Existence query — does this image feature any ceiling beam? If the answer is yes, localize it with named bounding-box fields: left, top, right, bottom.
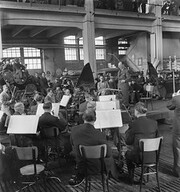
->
left=12, top=26, right=26, bottom=37
left=46, top=27, right=67, bottom=38
left=29, top=27, right=49, bottom=37
left=104, top=31, right=129, bottom=39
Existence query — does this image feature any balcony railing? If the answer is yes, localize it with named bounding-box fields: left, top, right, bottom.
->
left=2, top=0, right=85, bottom=7
left=2, top=0, right=180, bottom=16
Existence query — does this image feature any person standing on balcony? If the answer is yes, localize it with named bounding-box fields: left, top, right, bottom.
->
left=141, top=0, right=147, bottom=13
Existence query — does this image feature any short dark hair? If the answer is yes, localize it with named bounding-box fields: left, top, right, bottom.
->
left=82, top=109, right=96, bottom=122
left=43, top=102, right=52, bottom=110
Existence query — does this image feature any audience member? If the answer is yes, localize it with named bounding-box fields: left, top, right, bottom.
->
left=125, top=102, right=159, bottom=181
left=69, top=109, right=119, bottom=186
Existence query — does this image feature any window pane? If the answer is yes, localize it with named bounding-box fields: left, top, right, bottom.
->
left=64, top=36, right=76, bottom=44
left=65, top=48, right=77, bottom=60
left=79, top=37, right=83, bottom=45
left=24, top=58, right=41, bottom=69
left=3, top=47, right=20, bottom=58
left=118, top=50, right=126, bottom=55
left=95, top=36, right=104, bottom=45
left=96, top=49, right=105, bottom=60
left=80, top=48, right=84, bottom=60
left=24, top=47, right=40, bottom=57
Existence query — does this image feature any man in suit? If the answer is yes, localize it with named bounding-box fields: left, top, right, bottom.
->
left=167, top=93, right=180, bottom=177
left=117, top=62, right=131, bottom=107
left=38, top=102, right=71, bottom=156
left=125, top=102, right=158, bottom=181
left=69, top=109, right=119, bottom=186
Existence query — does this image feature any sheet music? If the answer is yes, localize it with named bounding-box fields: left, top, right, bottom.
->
left=7, top=115, right=39, bottom=134
left=96, top=101, right=120, bottom=110
left=94, top=109, right=123, bottom=129
left=99, top=95, right=116, bottom=101
left=36, top=103, right=60, bottom=117
left=0, top=111, right=4, bottom=121
left=60, top=95, right=71, bottom=107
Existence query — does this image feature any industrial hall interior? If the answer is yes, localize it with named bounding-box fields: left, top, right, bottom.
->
left=1, top=0, right=180, bottom=192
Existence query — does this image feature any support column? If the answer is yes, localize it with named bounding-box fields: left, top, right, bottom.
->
left=151, top=0, right=163, bottom=69
left=83, top=0, right=96, bottom=76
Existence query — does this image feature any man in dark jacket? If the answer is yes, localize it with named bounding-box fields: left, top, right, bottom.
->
left=125, top=102, right=158, bottom=180
left=69, top=109, right=119, bottom=186
left=38, top=102, right=71, bottom=156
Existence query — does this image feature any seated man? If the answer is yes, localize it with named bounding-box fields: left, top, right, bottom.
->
left=11, top=102, right=34, bottom=147
left=125, top=102, right=159, bottom=181
left=38, top=102, right=72, bottom=156
left=69, top=109, right=119, bottom=186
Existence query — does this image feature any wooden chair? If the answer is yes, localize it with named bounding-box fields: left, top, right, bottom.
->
left=13, top=146, right=46, bottom=191
left=79, top=144, right=109, bottom=192
left=131, top=137, right=163, bottom=192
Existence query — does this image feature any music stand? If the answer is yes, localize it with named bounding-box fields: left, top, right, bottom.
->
left=36, top=103, right=60, bottom=117
left=60, top=95, right=71, bottom=120
left=96, top=101, right=120, bottom=111
left=99, top=95, right=116, bottom=101
left=94, top=109, right=122, bottom=129
left=7, top=115, right=39, bottom=134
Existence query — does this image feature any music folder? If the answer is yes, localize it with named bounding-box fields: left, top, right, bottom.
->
left=36, top=103, right=60, bottom=117
left=7, top=115, right=39, bottom=134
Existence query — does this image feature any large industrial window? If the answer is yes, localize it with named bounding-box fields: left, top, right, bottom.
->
left=3, top=47, right=42, bottom=69
left=3, top=47, right=21, bottom=58
left=64, top=36, right=77, bottom=61
left=64, top=36, right=106, bottom=61
left=23, top=48, right=41, bottom=69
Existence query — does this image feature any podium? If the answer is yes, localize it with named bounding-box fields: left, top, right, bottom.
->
left=7, top=115, right=39, bottom=134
